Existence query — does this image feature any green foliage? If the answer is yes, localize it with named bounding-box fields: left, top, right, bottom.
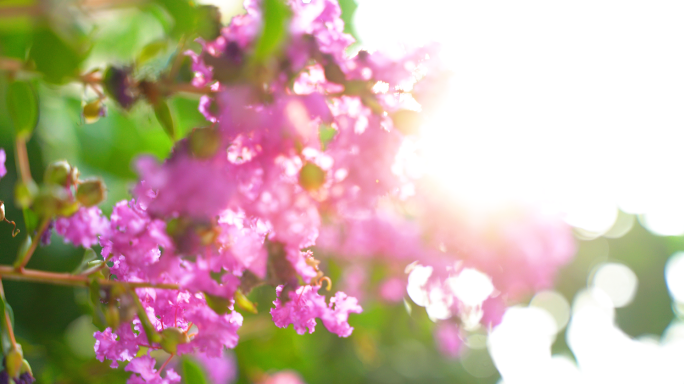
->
left=182, top=357, right=209, bottom=384
left=154, top=99, right=177, bottom=141
left=28, top=28, right=87, bottom=84
left=6, top=80, right=38, bottom=139
left=0, top=296, right=16, bottom=354
left=252, top=0, right=292, bottom=63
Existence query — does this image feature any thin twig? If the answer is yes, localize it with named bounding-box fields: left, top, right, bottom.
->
left=0, top=278, right=18, bottom=350
left=0, top=265, right=180, bottom=290
left=14, top=136, right=32, bottom=184
left=14, top=219, right=50, bottom=271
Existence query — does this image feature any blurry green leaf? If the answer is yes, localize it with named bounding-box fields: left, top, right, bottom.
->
left=0, top=297, right=15, bottom=354
left=155, top=0, right=196, bottom=38
left=252, top=0, right=291, bottom=62
left=28, top=28, right=86, bottom=84
left=299, top=162, right=325, bottom=191
left=195, top=5, right=222, bottom=41
left=7, top=80, right=38, bottom=139
left=154, top=100, right=176, bottom=140
left=319, top=124, right=336, bottom=149
left=181, top=358, right=209, bottom=384
left=337, top=0, right=360, bottom=41
left=21, top=208, right=38, bottom=234
left=136, top=39, right=170, bottom=65
left=203, top=293, right=230, bottom=315
left=235, top=290, right=258, bottom=314
left=72, top=248, right=97, bottom=274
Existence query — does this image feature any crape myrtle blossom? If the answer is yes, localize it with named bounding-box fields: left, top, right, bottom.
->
left=0, top=148, right=6, bottom=179
left=316, top=197, right=575, bottom=356
left=27, top=0, right=573, bottom=380
left=54, top=206, right=109, bottom=248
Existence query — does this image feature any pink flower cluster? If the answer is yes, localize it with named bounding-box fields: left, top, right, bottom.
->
left=45, top=0, right=575, bottom=378
left=51, top=0, right=444, bottom=380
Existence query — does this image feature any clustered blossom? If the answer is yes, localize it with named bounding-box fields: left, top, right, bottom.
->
left=271, top=285, right=362, bottom=337
left=0, top=148, right=6, bottom=179
left=42, top=0, right=576, bottom=379
left=54, top=206, right=109, bottom=248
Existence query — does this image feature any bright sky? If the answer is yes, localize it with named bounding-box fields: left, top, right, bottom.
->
left=354, top=0, right=684, bottom=237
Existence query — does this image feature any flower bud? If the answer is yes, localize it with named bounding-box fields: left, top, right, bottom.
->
left=44, top=160, right=71, bottom=186
left=14, top=181, right=37, bottom=208
left=19, top=359, right=33, bottom=378
left=76, top=178, right=107, bottom=207
left=33, top=185, right=78, bottom=217
left=0, top=202, right=5, bottom=222
left=105, top=304, right=120, bottom=330
left=324, top=62, right=346, bottom=84
left=159, top=327, right=189, bottom=354
left=299, top=162, right=325, bottom=191
left=189, top=127, right=221, bottom=159
left=391, top=110, right=422, bottom=136
left=83, top=99, right=107, bottom=124
left=5, top=346, right=23, bottom=379
left=103, top=66, right=138, bottom=110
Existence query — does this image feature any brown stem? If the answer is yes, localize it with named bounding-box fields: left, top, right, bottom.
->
left=14, top=136, right=32, bottom=184
left=163, top=83, right=214, bottom=95
left=0, top=5, right=43, bottom=19
left=165, top=36, right=187, bottom=82
left=14, top=219, right=50, bottom=271
left=158, top=353, right=175, bottom=373
left=0, top=57, right=23, bottom=72
left=0, top=278, right=18, bottom=350
left=0, top=265, right=180, bottom=290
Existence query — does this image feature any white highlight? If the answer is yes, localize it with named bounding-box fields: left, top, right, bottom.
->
left=590, top=263, right=638, bottom=308
left=355, top=0, right=684, bottom=236
left=665, top=252, right=684, bottom=303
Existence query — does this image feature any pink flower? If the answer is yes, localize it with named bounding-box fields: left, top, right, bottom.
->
left=193, top=351, right=237, bottom=384
left=54, top=206, right=109, bottom=248
left=0, top=148, right=6, bottom=179
left=261, top=371, right=307, bottom=384
left=434, top=322, right=463, bottom=358
left=126, top=355, right=181, bottom=384
left=270, top=285, right=362, bottom=337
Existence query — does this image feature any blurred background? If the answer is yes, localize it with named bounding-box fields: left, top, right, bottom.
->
left=2, top=0, right=684, bottom=383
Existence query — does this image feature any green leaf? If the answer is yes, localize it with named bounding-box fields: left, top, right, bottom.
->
left=319, top=124, right=337, bottom=150
left=0, top=297, right=15, bottom=354
left=154, top=100, right=176, bottom=141
left=155, top=0, right=196, bottom=38
left=195, top=5, right=222, bottom=41
left=203, top=293, right=230, bottom=315
left=182, top=358, right=209, bottom=384
left=29, top=28, right=86, bottom=84
left=136, top=39, right=170, bottom=65
left=73, top=248, right=98, bottom=274
left=7, top=80, right=39, bottom=139
left=252, top=0, right=292, bottom=62
left=21, top=208, right=38, bottom=234
left=235, top=290, right=258, bottom=314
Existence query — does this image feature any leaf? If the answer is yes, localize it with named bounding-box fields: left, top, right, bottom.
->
left=154, top=100, right=176, bottom=141
left=29, top=28, right=86, bottom=84
left=72, top=248, right=98, bottom=274
left=319, top=124, right=337, bottom=150
left=7, top=80, right=39, bottom=139
left=252, top=0, right=292, bottom=62
left=195, top=5, right=222, bottom=41
left=155, top=0, right=196, bottom=38
left=136, top=39, right=170, bottom=65
left=181, top=358, right=209, bottom=384
left=0, top=297, right=15, bottom=354
left=235, top=290, right=258, bottom=314
left=203, top=293, right=230, bottom=315
left=21, top=208, right=38, bottom=234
